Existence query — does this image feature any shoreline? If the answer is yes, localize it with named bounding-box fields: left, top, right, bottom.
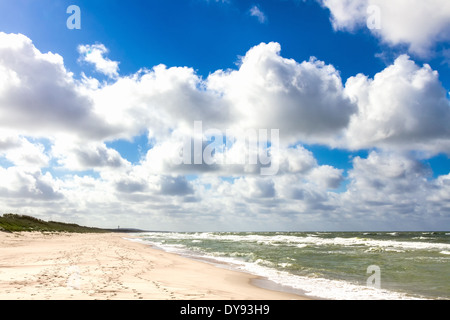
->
left=139, top=240, right=315, bottom=299
left=146, top=241, right=316, bottom=299
left=0, top=232, right=310, bottom=300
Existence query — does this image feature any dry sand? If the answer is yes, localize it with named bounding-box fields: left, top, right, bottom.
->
left=0, top=232, right=309, bottom=300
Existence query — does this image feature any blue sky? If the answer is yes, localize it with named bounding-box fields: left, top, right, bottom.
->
left=0, top=0, right=402, bottom=77
left=0, top=0, right=449, bottom=231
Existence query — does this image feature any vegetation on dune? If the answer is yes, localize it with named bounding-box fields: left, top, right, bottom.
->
left=0, top=213, right=110, bottom=233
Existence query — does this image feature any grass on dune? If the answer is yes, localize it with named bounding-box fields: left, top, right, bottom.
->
left=0, top=213, right=109, bottom=233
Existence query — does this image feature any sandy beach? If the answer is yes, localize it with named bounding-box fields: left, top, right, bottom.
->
left=0, top=232, right=308, bottom=300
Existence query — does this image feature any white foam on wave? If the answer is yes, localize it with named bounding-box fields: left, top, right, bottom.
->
left=199, top=252, right=425, bottom=300
left=137, top=232, right=450, bottom=252
left=130, top=235, right=426, bottom=300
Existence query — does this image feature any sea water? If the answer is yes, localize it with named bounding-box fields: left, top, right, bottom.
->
left=128, top=231, right=450, bottom=300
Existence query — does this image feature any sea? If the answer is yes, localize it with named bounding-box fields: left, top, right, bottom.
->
left=127, top=231, right=450, bottom=300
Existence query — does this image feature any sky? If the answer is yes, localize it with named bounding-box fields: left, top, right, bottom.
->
left=0, top=0, right=449, bottom=231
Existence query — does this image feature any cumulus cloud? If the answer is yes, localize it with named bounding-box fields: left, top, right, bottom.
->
left=1, top=32, right=450, bottom=230
left=0, top=32, right=115, bottom=140
left=341, top=55, right=450, bottom=153
left=0, top=135, right=22, bottom=152
left=341, top=151, right=432, bottom=219
left=319, top=0, right=368, bottom=31
left=90, top=64, right=231, bottom=141
left=234, top=177, right=276, bottom=199
left=139, top=129, right=320, bottom=178
left=78, top=44, right=120, bottom=78
left=307, top=165, right=344, bottom=189
left=207, top=42, right=356, bottom=143
left=428, top=174, right=450, bottom=212
left=0, top=34, right=358, bottom=156
left=0, top=167, right=63, bottom=201
left=347, top=151, right=430, bottom=196
left=159, top=176, right=194, bottom=196
left=318, top=0, right=450, bottom=56
left=83, top=41, right=449, bottom=154
left=0, top=137, right=49, bottom=168
left=52, top=140, right=130, bottom=171
left=86, top=42, right=356, bottom=146
left=114, top=176, right=148, bottom=194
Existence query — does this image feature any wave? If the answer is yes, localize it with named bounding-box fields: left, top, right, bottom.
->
left=137, top=232, right=450, bottom=252
left=223, top=257, right=421, bottom=300
left=130, top=235, right=426, bottom=300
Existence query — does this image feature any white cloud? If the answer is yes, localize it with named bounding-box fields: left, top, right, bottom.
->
left=89, top=64, right=230, bottom=142
left=52, top=139, right=130, bottom=172
left=428, top=174, right=450, bottom=211
left=1, top=33, right=450, bottom=230
left=0, top=33, right=115, bottom=140
left=0, top=135, right=22, bottom=152
left=319, top=0, right=367, bottom=31
left=1, top=138, right=49, bottom=168
left=84, top=42, right=356, bottom=146
left=347, top=151, right=430, bottom=196
left=307, top=165, right=344, bottom=189
left=277, top=145, right=317, bottom=174
left=233, top=176, right=275, bottom=199
left=318, top=0, right=450, bottom=56
left=139, top=130, right=320, bottom=178
left=340, top=151, right=433, bottom=226
left=78, top=44, right=120, bottom=78
left=341, top=54, right=450, bottom=153
left=0, top=167, right=63, bottom=201
left=207, top=42, right=356, bottom=144
left=159, top=175, right=194, bottom=196
left=249, top=5, right=267, bottom=23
